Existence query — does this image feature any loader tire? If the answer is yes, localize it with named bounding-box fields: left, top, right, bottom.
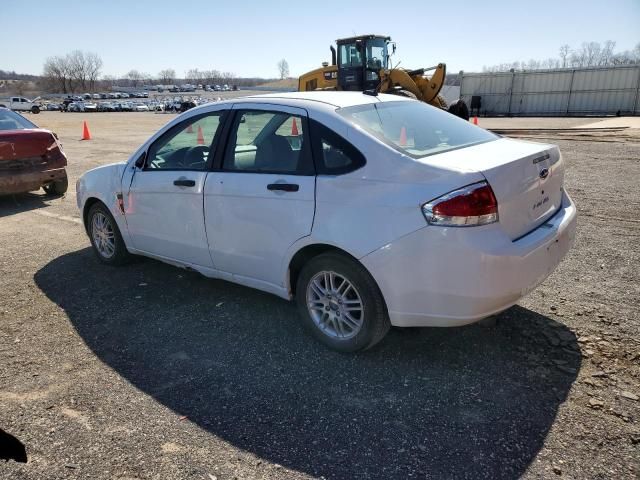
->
left=447, top=99, right=470, bottom=121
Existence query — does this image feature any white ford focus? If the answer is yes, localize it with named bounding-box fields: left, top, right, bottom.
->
left=77, top=92, right=577, bottom=351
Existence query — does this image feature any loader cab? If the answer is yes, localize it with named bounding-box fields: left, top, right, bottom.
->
left=336, top=35, right=390, bottom=91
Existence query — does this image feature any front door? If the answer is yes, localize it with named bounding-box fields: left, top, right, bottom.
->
left=124, top=110, right=226, bottom=267
left=204, top=104, right=316, bottom=287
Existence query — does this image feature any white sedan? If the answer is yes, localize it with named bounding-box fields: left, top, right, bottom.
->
left=76, top=92, right=577, bottom=352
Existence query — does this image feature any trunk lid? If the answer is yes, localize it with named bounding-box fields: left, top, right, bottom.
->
left=0, top=129, right=60, bottom=170
left=420, top=137, right=565, bottom=240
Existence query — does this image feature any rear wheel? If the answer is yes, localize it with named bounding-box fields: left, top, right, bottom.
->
left=296, top=253, right=390, bottom=352
left=43, top=175, right=68, bottom=195
left=87, top=202, right=130, bottom=265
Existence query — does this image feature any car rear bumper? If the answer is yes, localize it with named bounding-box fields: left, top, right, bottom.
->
left=361, top=190, right=577, bottom=327
left=0, top=167, right=67, bottom=195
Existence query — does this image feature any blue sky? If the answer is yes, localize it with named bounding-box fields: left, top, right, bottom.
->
left=1, top=0, right=638, bottom=78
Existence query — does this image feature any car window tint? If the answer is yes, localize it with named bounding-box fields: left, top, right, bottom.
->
left=223, top=110, right=311, bottom=174
left=146, top=112, right=224, bottom=170
left=311, top=121, right=366, bottom=174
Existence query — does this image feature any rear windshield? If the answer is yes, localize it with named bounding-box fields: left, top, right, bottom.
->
left=338, top=101, right=497, bottom=158
left=0, top=109, right=37, bottom=130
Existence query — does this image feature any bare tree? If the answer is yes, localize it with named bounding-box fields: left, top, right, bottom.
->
left=158, top=69, right=175, bottom=84
left=86, top=52, right=103, bottom=91
left=126, top=69, right=144, bottom=87
left=43, top=55, right=71, bottom=93
left=559, top=44, right=571, bottom=68
left=277, top=59, right=289, bottom=79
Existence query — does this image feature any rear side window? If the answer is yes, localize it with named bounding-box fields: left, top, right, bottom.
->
left=310, top=120, right=365, bottom=175
left=223, top=110, right=313, bottom=175
left=338, top=101, right=497, bottom=158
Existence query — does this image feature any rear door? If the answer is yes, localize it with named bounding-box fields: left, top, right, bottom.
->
left=123, top=110, right=227, bottom=267
left=204, top=104, right=315, bottom=287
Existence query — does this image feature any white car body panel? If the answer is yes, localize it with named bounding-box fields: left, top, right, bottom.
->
left=125, top=170, right=213, bottom=267
left=76, top=92, right=578, bottom=328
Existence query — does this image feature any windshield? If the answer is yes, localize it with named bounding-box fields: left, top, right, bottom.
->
left=338, top=101, right=497, bottom=158
left=0, top=108, right=37, bottom=130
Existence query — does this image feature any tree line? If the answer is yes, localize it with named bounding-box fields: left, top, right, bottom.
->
left=39, top=51, right=283, bottom=94
left=482, top=40, right=640, bottom=73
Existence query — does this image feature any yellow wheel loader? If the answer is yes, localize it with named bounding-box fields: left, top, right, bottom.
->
left=298, top=34, right=469, bottom=119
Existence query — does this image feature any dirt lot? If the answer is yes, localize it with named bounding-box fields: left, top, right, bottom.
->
left=1, top=111, right=639, bottom=479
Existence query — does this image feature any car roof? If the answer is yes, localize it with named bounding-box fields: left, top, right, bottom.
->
left=238, top=91, right=411, bottom=109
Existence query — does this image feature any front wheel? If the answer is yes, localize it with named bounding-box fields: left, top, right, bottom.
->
left=87, top=202, right=130, bottom=265
left=31, top=106, right=40, bottom=114
left=296, top=253, right=390, bottom=352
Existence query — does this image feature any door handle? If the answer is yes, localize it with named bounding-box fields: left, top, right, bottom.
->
left=173, top=179, right=196, bottom=187
left=267, top=183, right=299, bottom=192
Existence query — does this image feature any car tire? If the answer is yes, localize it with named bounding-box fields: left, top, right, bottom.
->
left=87, top=202, right=130, bottom=266
left=43, top=175, right=68, bottom=196
left=295, top=252, right=390, bottom=352
left=31, top=106, right=40, bottom=114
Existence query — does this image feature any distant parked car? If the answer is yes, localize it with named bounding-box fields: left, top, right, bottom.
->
left=97, top=102, right=116, bottom=112
left=92, top=93, right=100, bottom=100
left=83, top=93, right=92, bottom=100
left=0, top=107, right=68, bottom=195
left=133, top=103, right=150, bottom=112
left=67, top=102, right=83, bottom=112
left=46, top=103, right=61, bottom=111
left=83, top=102, right=98, bottom=112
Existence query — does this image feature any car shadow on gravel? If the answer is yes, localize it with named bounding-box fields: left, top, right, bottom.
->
left=35, top=248, right=582, bottom=480
left=0, top=192, right=55, bottom=218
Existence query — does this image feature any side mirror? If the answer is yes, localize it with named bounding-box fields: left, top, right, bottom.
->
left=134, top=152, right=146, bottom=169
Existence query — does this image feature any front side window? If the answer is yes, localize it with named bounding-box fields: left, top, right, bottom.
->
left=339, top=43, right=362, bottom=67
left=223, top=110, right=312, bottom=175
left=366, top=39, right=387, bottom=70
left=339, top=101, right=497, bottom=158
left=146, top=112, right=225, bottom=170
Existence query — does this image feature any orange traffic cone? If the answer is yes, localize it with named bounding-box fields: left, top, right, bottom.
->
left=473, top=116, right=478, bottom=125
left=196, top=126, right=205, bottom=145
left=399, top=126, right=407, bottom=146
left=291, top=118, right=299, bottom=136
left=81, top=121, right=91, bottom=140
left=186, top=124, right=193, bottom=133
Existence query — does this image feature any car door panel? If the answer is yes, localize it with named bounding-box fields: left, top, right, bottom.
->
left=204, top=104, right=315, bottom=287
left=204, top=172, right=314, bottom=283
left=122, top=110, right=227, bottom=268
left=126, top=171, right=212, bottom=267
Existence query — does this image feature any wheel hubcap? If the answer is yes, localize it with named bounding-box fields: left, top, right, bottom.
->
left=91, top=212, right=116, bottom=259
left=306, top=271, right=364, bottom=340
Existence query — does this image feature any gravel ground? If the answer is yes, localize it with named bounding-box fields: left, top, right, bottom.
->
left=0, top=113, right=639, bottom=479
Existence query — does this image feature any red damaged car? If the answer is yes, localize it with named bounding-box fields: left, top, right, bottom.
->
left=0, top=107, right=68, bottom=196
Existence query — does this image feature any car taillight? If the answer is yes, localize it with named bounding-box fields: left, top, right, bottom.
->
left=422, top=181, right=498, bottom=227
